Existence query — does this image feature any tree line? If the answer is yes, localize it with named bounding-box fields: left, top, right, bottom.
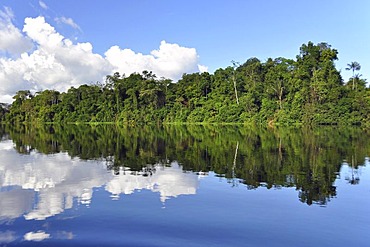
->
left=1, top=42, right=369, bottom=126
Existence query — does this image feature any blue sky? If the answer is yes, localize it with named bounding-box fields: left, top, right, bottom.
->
left=0, top=0, right=369, bottom=102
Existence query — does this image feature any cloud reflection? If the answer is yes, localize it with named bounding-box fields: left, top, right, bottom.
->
left=0, top=189, right=34, bottom=220
left=0, top=142, right=202, bottom=221
left=0, top=231, right=17, bottom=244
left=106, top=163, right=199, bottom=202
left=55, top=231, right=74, bottom=240
left=24, top=231, right=50, bottom=241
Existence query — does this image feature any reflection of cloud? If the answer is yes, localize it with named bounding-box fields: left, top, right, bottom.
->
left=22, top=157, right=110, bottom=220
left=0, top=144, right=202, bottom=222
left=56, top=231, right=74, bottom=240
left=0, top=140, right=13, bottom=150
left=0, top=189, right=34, bottom=220
left=24, top=231, right=50, bottom=241
left=0, top=146, right=111, bottom=220
left=106, top=162, right=199, bottom=202
left=0, top=231, right=16, bottom=244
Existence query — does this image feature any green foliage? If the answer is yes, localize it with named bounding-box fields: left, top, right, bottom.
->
left=1, top=42, right=369, bottom=126
left=3, top=124, right=370, bottom=206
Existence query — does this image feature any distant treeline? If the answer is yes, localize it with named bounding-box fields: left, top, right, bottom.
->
left=1, top=42, right=369, bottom=126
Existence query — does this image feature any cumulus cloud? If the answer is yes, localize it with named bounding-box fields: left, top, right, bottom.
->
left=0, top=9, right=206, bottom=103
left=0, top=16, right=112, bottom=102
left=105, top=41, right=201, bottom=80
left=198, top=64, right=208, bottom=73
left=0, top=7, right=33, bottom=56
left=54, top=16, right=81, bottom=31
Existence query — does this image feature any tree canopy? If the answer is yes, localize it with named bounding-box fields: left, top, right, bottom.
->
left=2, top=42, right=369, bottom=126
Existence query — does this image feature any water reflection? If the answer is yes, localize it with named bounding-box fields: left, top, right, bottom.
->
left=24, top=231, right=50, bottom=242
left=0, top=142, right=108, bottom=221
left=106, top=163, right=199, bottom=202
left=0, top=231, right=16, bottom=244
left=0, top=139, right=201, bottom=222
left=0, top=124, right=369, bottom=246
left=0, top=124, right=369, bottom=215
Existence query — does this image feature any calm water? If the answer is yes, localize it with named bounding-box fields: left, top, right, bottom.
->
left=0, top=125, right=369, bottom=246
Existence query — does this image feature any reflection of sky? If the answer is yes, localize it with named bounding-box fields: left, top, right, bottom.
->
left=106, top=165, right=198, bottom=202
left=24, top=231, right=50, bottom=241
left=0, top=140, right=201, bottom=222
left=0, top=231, right=16, bottom=244
left=1, top=140, right=370, bottom=246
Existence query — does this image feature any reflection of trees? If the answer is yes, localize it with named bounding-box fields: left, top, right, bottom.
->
left=4, top=124, right=370, bottom=206
left=0, top=125, right=8, bottom=141
left=346, top=156, right=360, bottom=185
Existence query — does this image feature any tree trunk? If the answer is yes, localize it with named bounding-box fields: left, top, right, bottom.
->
left=232, top=141, right=239, bottom=186
left=233, top=72, right=239, bottom=105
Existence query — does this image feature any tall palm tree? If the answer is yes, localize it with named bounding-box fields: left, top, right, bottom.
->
left=346, top=61, right=361, bottom=90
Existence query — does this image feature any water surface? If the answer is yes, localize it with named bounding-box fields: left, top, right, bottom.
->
left=0, top=125, right=369, bottom=246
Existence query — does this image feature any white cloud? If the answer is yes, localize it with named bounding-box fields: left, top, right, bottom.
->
left=105, top=41, right=201, bottom=80
left=55, top=16, right=81, bottom=31
left=0, top=10, right=206, bottom=103
left=0, top=16, right=112, bottom=102
left=198, top=64, right=208, bottom=73
left=23, top=16, right=64, bottom=47
left=0, top=95, right=14, bottom=104
left=0, top=7, right=33, bottom=56
left=39, top=1, right=48, bottom=10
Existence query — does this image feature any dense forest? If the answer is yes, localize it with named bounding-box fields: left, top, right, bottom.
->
left=0, top=42, right=369, bottom=126
left=1, top=124, right=369, bottom=205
